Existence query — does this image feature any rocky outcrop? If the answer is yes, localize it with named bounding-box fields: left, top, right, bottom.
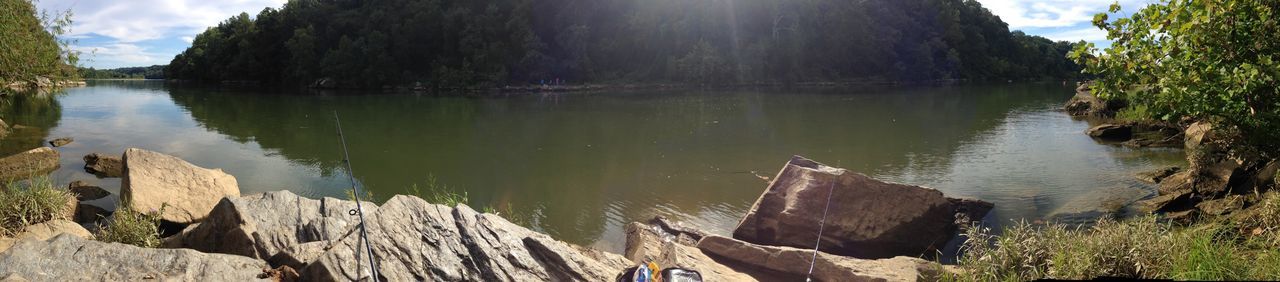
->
left=0, top=220, right=92, bottom=253
left=1064, top=82, right=1125, bottom=118
left=0, top=234, right=271, bottom=281
left=1086, top=124, right=1133, bottom=141
left=67, top=180, right=110, bottom=201
left=1136, top=166, right=1181, bottom=184
left=733, top=156, right=992, bottom=259
left=165, top=190, right=630, bottom=281
left=698, top=235, right=940, bottom=282
left=83, top=153, right=124, bottom=177
left=0, top=147, right=59, bottom=181
left=623, top=221, right=756, bottom=281
left=121, top=148, right=240, bottom=224
left=47, top=137, right=72, bottom=147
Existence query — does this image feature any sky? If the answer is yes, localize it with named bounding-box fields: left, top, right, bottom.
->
left=36, top=0, right=1153, bottom=69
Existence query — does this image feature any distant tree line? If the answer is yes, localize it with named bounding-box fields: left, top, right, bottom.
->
left=167, top=0, right=1082, bottom=89
left=79, top=65, right=166, bottom=79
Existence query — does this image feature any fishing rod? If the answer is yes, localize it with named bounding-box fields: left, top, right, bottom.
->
left=334, top=111, right=381, bottom=280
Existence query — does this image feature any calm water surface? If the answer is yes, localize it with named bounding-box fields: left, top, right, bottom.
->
left=0, top=81, right=1184, bottom=252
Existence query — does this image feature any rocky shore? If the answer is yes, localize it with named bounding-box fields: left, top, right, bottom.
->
left=1066, top=82, right=1279, bottom=224
left=0, top=144, right=991, bottom=281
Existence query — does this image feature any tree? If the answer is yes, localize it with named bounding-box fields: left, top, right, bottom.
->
left=1069, top=0, right=1280, bottom=141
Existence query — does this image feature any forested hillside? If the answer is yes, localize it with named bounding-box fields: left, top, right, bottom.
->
left=167, top=0, right=1081, bottom=88
left=0, top=0, right=78, bottom=87
left=80, top=65, right=166, bottom=79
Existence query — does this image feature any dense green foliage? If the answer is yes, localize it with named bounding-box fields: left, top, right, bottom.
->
left=0, top=0, right=78, bottom=85
left=1070, top=0, right=1280, bottom=142
left=79, top=65, right=166, bottom=79
left=168, top=0, right=1081, bottom=88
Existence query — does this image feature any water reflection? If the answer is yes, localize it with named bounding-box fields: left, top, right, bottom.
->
left=0, top=92, right=62, bottom=156
left=32, top=81, right=1184, bottom=251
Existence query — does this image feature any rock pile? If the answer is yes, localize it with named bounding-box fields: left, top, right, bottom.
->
left=1136, top=121, right=1279, bottom=222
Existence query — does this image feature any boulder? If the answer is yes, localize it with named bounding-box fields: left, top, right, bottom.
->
left=47, top=137, right=72, bottom=147
left=1137, top=188, right=1199, bottom=214
left=1063, top=83, right=1125, bottom=118
left=83, top=153, right=124, bottom=177
left=0, top=234, right=271, bottom=281
left=1184, top=121, right=1214, bottom=151
left=1086, top=124, right=1133, bottom=141
left=732, top=156, right=992, bottom=259
left=623, top=222, right=757, bottom=281
left=0, top=118, right=9, bottom=140
left=697, top=235, right=941, bottom=282
left=67, top=180, right=110, bottom=201
left=0, top=220, right=92, bottom=253
left=121, top=148, right=240, bottom=224
left=167, top=190, right=630, bottom=281
left=0, top=147, right=59, bottom=181
left=1136, top=166, right=1181, bottom=184
left=1196, top=195, right=1245, bottom=216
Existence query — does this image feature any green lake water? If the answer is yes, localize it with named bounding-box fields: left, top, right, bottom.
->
left=0, top=80, right=1185, bottom=252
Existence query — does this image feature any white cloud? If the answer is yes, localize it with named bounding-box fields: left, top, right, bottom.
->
left=72, top=43, right=165, bottom=67
left=181, top=36, right=195, bottom=43
left=1038, top=27, right=1108, bottom=42
left=39, top=0, right=286, bottom=43
left=976, top=0, right=1154, bottom=28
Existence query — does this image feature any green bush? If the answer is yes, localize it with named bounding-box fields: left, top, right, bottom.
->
left=1070, top=0, right=1280, bottom=144
left=95, top=205, right=162, bottom=248
left=950, top=193, right=1280, bottom=281
left=0, top=177, right=69, bottom=236
left=0, top=0, right=78, bottom=85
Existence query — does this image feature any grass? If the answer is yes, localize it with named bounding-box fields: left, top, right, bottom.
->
left=94, top=203, right=163, bottom=248
left=1116, top=103, right=1153, bottom=122
left=947, top=192, right=1280, bottom=281
left=0, top=176, right=70, bottom=236
left=408, top=174, right=469, bottom=207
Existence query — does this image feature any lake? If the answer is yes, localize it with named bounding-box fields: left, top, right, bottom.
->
left=0, top=80, right=1185, bottom=252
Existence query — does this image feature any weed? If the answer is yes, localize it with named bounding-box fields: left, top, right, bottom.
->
left=0, top=176, right=70, bottom=236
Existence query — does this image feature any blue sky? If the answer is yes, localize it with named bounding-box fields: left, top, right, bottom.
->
left=37, top=0, right=1153, bottom=69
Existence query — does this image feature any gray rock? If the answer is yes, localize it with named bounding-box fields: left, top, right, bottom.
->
left=623, top=222, right=756, bottom=281
left=1136, top=166, right=1181, bottom=184
left=1184, top=121, right=1215, bottom=152
left=121, top=148, right=240, bottom=224
left=82, top=153, right=124, bottom=178
left=0, top=147, right=59, bottom=181
left=697, top=235, right=941, bottom=282
left=47, top=137, right=72, bottom=147
left=170, top=191, right=629, bottom=281
left=1086, top=124, right=1133, bottom=141
left=0, top=234, right=270, bottom=281
left=67, top=180, right=110, bottom=201
left=1196, top=195, right=1245, bottom=216
left=732, top=155, right=992, bottom=259
left=0, top=220, right=93, bottom=254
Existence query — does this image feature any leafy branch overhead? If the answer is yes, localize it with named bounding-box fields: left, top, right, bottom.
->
left=1070, top=0, right=1280, bottom=141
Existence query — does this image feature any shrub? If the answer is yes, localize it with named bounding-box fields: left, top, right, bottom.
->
left=0, top=176, right=70, bottom=236
left=95, top=205, right=162, bottom=248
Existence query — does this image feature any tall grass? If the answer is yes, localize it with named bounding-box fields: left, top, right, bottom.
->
left=0, top=176, right=70, bottom=236
left=408, top=174, right=469, bottom=207
left=95, top=204, right=162, bottom=248
left=950, top=192, right=1280, bottom=281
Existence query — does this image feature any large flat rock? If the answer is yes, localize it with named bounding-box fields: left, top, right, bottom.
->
left=121, top=148, right=239, bottom=224
left=0, top=147, right=59, bottom=181
left=733, top=156, right=991, bottom=259
left=0, top=234, right=270, bottom=281
left=167, top=190, right=630, bottom=281
left=697, top=235, right=940, bottom=282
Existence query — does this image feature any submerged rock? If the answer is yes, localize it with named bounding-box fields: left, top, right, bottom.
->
left=697, top=235, right=941, bottom=282
left=67, top=180, right=111, bottom=201
left=83, top=153, right=124, bottom=178
left=121, top=148, right=240, bottom=224
left=0, top=234, right=271, bottom=281
left=47, top=137, right=72, bottom=147
left=166, top=190, right=630, bottom=281
left=732, top=155, right=992, bottom=259
left=0, top=147, right=59, bottom=181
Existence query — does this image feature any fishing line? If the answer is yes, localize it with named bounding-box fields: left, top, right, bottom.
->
left=805, top=173, right=838, bottom=282
left=335, top=111, right=381, bottom=281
